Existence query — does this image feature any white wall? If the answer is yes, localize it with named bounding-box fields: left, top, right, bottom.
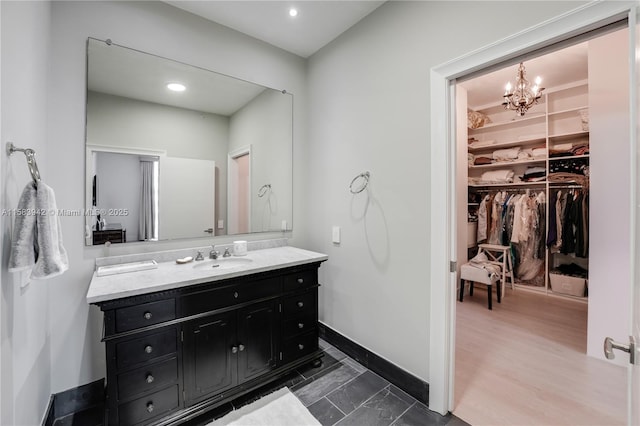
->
left=229, top=89, right=293, bottom=232
left=306, top=0, right=586, bottom=382
left=43, top=0, right=307, bottom=407
left=95, top=152, right=141, bottom=240
left=1, top=1, right=52, bottom=425
left=587, top=29, right=630, bottom=364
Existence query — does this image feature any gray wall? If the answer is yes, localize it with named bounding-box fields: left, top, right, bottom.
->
left=305, top=0, right=586, bottom=381
left=1, top=2, right=52, bottom=425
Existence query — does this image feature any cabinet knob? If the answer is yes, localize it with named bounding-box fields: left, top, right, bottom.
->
left=297, top=278, right=304, bottom=284
left=146, top=402, right=154, bottom=413
left=231, top=346, right=238, bottom=354
left=298, top=344, right=305, bottom=351
left=298, top=322, right=304, bottom=329
left=297, top=301, right=304, bottom=308
left=239, top=344, right=245, bottom=352
left=146, top=374, right=154, bottom=384
left=145, top=345, right=153, bottom=354
left=143, top=311, right=152, bottom=320
left=234, top=292, right=239, bottom=299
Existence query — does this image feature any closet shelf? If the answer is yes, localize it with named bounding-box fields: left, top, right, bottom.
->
left=548, top=105, right=589, bottom=117
left=549, top=154, right=590, bottom=161
left=469, top=113, right=546, bottom=132
left=469, top=158, right=546, bottom=169
left=468, top=136, right=546, bottom=153
left=548, top=130, right=589, bottom=141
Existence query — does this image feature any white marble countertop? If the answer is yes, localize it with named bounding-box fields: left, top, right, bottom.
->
left=86, top=246, right=328, bottom=304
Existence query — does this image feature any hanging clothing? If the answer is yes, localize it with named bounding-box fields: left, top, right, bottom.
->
left=546, top=188, right=589, bottom=258
left=476, top=195, right=488, bottom=242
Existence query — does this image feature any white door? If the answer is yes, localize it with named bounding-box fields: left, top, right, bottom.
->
left=606, top=7, right=640, bottom=424
left=159, top=157, right=215, bottom=240
left=630, top=6, right=640, bottom=424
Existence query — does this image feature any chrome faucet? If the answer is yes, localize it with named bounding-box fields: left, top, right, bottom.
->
left=209, top=245, right=220, bottom=260
left=223, top=247, right=232, bottom=257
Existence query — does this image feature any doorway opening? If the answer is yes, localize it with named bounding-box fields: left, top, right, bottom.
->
left=228, top=146, right=251, bottom=235
left=452, top=22, right=629, bottom=426
left=428, top=3, right=639, bottom=422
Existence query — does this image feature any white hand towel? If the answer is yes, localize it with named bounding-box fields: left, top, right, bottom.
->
left=8, top=184, right=37, bottom=272
left=8, top=182, right=69, bottom=280
left=31, top=182, right=69, bottom=279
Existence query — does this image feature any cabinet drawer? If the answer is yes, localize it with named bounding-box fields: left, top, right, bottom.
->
left=117, top=357, right=178, bottom=401
left=118, top=384, right=179, bottom=425
left=115, top=299, right=176, bottom=333
left=283, top=270, right=317, bottom=292
left=282, top=332, right=318, bottom=363
left=283, top=312, right=317, bottom=339
left=116, top=328, right=177, bottom=370
left=182, top=278, right=281, bottom=316
left=282, top=291, right=316, bottom=318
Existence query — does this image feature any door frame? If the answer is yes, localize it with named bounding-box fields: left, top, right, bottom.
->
left=428, top=0, right=636, bottom=415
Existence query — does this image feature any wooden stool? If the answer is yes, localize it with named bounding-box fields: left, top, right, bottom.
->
left=478, top=243, right=515, bottom=298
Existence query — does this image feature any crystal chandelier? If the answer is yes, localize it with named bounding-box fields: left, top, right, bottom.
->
left=502, top=62, right=544, bottom=116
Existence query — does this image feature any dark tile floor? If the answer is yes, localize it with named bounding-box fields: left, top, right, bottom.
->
left=204, top=339, right=468, bottom=426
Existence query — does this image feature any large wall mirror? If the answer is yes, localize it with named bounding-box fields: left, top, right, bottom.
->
left=85, top=38, right=293, bottom=246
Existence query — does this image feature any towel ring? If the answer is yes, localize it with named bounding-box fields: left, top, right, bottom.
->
left=349, top=171, right=370, bottom=194
left=258, top=184, right=271, bottom=198
left=7, top=142, right=41, bottom=186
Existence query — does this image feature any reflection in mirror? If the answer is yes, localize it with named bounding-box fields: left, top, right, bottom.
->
left=85, top=38, right=293, bottom=245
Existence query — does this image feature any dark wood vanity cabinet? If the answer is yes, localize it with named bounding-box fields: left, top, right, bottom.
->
left=95, top=263, right=322, bottom=425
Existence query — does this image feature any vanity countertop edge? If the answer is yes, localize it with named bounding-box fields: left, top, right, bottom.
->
left=86, top=246, right=328, bottom=304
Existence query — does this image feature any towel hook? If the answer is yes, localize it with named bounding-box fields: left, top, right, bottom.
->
left=7, top=142, right=41, bottom=186
left=258, top=184, right=271, bottom=198
left=349, top=171, right=370, bottom=194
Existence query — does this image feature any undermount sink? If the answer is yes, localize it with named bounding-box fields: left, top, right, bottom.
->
left=192, top=257, right=253, bottom=270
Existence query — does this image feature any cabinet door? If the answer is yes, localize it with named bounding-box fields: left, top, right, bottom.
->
left=237, top=300, right=279, bottom=382
left=183, top=312, right=237, bottom=405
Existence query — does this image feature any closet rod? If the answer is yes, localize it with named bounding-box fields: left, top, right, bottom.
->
left=474, top=188, right=545, bottom=193
left=549, top=184, right=584, bottom=189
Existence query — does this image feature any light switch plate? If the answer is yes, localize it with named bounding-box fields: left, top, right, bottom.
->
left=281, top=220, right=287, bottom=231
left=332, top=226, right=340, bottom=244
left=217, top=220, right=224, bottom=229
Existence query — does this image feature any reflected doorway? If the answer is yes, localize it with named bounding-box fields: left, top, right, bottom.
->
left=228, top=147, right=251, bottom=234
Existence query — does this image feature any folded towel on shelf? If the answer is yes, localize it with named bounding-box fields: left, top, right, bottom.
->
left=480, top=169, right=515, bottom=183
left=8, top=182, right=69, bottom=280
left=493, top=147, right=520, bottom=161
left=532, top=148, right=547, bottom=158
left=474, top=156, right=493, bottom=165
left=553, top=142, right=573, bottom=151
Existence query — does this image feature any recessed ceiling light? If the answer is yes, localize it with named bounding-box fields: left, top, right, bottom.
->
left=289, top=8, right=298, bottom=17
left=167, top=83, right=186, bottom=92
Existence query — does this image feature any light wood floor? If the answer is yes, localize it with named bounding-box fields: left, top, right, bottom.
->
left=453, top=287, right=626, bottom=426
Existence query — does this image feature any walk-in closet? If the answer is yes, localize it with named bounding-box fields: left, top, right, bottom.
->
left=452, top=26, right=629, bottom=425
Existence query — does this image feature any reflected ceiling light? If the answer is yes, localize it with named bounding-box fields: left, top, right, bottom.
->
left=166, top=82, right=186, bottom=92
left=502, top=62, right=544, bottom=116
left=289, top=8, right=298, bottom=17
